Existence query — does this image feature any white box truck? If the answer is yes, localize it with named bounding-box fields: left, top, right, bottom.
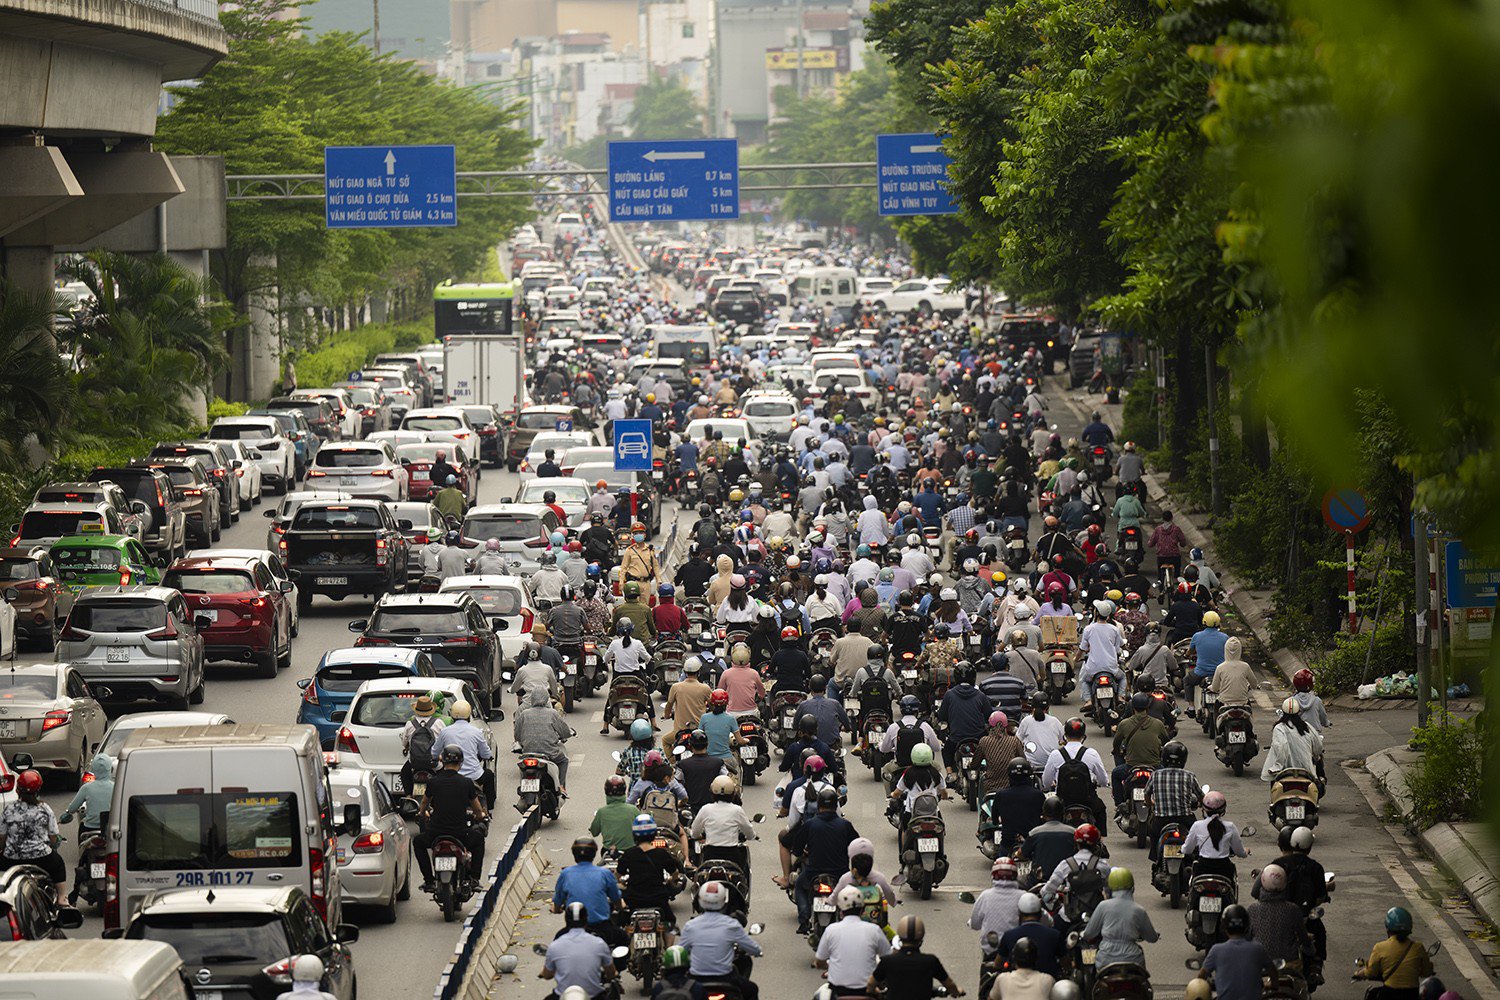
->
left=444, top=334, right=526, bottom=415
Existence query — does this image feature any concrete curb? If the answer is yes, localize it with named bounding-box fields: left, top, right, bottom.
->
left=455, top=840, right=548, bottom=1000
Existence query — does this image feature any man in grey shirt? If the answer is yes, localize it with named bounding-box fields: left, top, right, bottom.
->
left=543, top=905, right=616, bottom=999
left=1115, top=443, right=1145, bottom=485
left=511, top=651, right=560, bottom=704
left=513, top=687, right=573, bottom=792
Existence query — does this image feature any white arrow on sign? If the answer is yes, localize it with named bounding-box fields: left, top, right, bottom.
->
left=643, top=149, right=706, bottom=163
left=909, top=143, right=942, bottom=154
left=384, top=150, right=397, bottom=175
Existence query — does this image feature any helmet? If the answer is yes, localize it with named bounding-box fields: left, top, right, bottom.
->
left=1161, top=741, right=1188, bottom=768
left=910, top=744, right=934, bottom=766
left=624, top=581, right=641, bottom=598
left=1122, top=591, right=1142, bottom=608
left=1073, top=824, right=1101, bottom=848
left=689, top=730, right=709, bottom=751
left=939, top=587, right=958, bottom=602
left=604, top=774, right=628, bottom=798
left=1185, top=980, right=1212, bottom=1000
left=543, top=490, right=556, bottom=504
left=659, top=583, right=675, bottom=598
left=292, top=955, right=326, bottom=983
left=989, top=710, right=1009, bottom=729
left=803, top=754, right=826, bottom=776
left=847, top=837, right=875, bottom=860
left=899, top=695, right=921, bottom=716
left=836, top=886, right=865, bottom=913
left=1007, top=757, right=1031, bottom=784
left=1064, top=717, right=1086, bottom=741
left=617, top=619, right=635, bottom=635
left=1259, top=864, right=1287, bottom=893
left=1093, top=599, right=1113, bottom=617
left=564, top=901, right=589, bottom=928
left=629, top=719, right=653, bottom=740
left=757, top=604, right=777, bottom=621
left=711, top=775, right=736, bottom=797
left=730, top=574, right=747, bottom=590
left=645, top=392, right=656, bottom=403
left=730, top=644, right=750, bottom=665
left=1385, top=906, right=1413, bottom=935
left=781, top=626, right=800, bottom=641
left=991, top=858, right=1018, bottom=881
left=1293, top=668, right=1314, bottom=692
left=894, top=914, right=925, bottom=944
left=1201, top=611, right=1221, bottom=627
left=1107, top=867, right=1134, bottom=892
left=596, top=479, right=609, bottom=490
left=816, top=786, right=840, bottom=810
left=866, top=643, right=887, bottom=661
left=683, top=656, right=702, bottom=675
left=632, top=814, right=659, bottom=840
left=1223, top=903, right=1251, bottom=935
left=1290, top=826, right=1315, bottom=851
left=1018, top=892, right=1043, bottom=916
left=15, top=770, right=41, bottom=795
left=440, top=745, right=464, bottom=765
left=662, top=945, right=690, bottom=971
left=962, top=558, right=979, bottom=574
left=1280, top=696, right=1302, bottom=716
left=1129, top=692, right=1150, bottom=713
left=1203, top=790, right=1227, bottom=814
left=709, top=689, right=730, bottom=708
left=643, top=750, right=665, bottom=768
left=698, top=880, right=729, bottom=911
left=1009, top=629, right=1028, bottom=648
left=444, top=530, right=460, bottom=546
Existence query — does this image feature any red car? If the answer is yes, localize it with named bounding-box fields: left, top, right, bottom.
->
left=162, top=554, right=294, bottom=678
left=394, top=442, right=476, bottom=503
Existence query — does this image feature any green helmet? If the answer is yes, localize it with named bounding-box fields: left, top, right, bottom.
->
left=1107, top=867, right=1134, bottom=892
left=662, top=945, right=690, bottom=971
left=1385, top=906, right=1412, bottom=936
left=910, top=744, right=934, bottom=767
left=624, top=581, right=641, bottom=598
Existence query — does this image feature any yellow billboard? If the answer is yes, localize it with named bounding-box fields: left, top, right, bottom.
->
left=765, top=48, right=839, bottom=70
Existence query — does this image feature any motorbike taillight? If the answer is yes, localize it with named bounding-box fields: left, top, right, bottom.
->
left=522, top=757, right=540, bottom=769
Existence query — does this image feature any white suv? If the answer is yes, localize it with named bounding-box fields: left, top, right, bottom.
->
left=871, top=278, right=965, bottom=318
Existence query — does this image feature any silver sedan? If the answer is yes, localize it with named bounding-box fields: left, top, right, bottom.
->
left=0, top=664, right=107, bottom=788
left=328, top=762, right=416, bottom=923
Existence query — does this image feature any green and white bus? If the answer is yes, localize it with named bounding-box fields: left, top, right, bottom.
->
left=433, top=280, right=515, bottom=339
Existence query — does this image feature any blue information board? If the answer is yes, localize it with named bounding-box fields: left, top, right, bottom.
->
left=876, top=133, right=957, bottom=217
left=607, top=139, right=739, bottom=222
left=1446, top=541, right=1500, bottom=608
left=325, top=145, right=457, bottom=229
left=612, top=419, right=654, bottom=472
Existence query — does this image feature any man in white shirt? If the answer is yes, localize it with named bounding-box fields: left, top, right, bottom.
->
left=815, top=887, right=893, bottom=990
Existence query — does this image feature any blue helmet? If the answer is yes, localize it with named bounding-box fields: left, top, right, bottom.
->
left=629, top=719, right=653, bottom=741
left=551, top=531, right=567, bottom=547
left=658, top=583, right=675, bottom=597
left=631, top=813, right=658, bottom=840
left=586, top=562, right=602, bottom=579
left=739, top=509, right=754, bottom=523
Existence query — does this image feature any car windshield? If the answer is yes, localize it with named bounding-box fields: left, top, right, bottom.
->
left=19, top=512, right=97, bottom=537
left=519, top=483, right=588, bottom=504
left=53, top=546, right=123, bottom=574
left=154, top=467, right=198, bottom=487
left=315, top=450, right=385, bottom=469
left=0, top=559, right=40, bottom=581
left=519, top=411, right=575, bottom=430
left=370, top=608, right=468, bottom=633
left=395, top=445, right=450, bottom=463
left=162, top=569, right=256, bottom=595
left=127, top=913, right=291, bottom=966
left=341, top=387, right=378, bottom=405
left=291, top=507, right=382, bottom=530
left=0, top=674, right=58, bottom=699
left=70, top=599, right=166, bottom=632
left=91, top=472, right=158, bottom=503
left=317, top=663, right=416, bottom=693
left=459, top=408, right=494, bottom=425
left=207, top=424, right=277, bottom=441
left=351, top=691, right=427, bottom=727
left=404, top=416, right=462, bottom=431
left=570, top=467, right=629, bottom=490
left=463, top=515, right=542, bottom=542
left=744, top=401, right=793, bottom=417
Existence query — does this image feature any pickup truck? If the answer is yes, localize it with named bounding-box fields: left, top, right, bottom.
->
left=278, top=499, right=410, bottom=611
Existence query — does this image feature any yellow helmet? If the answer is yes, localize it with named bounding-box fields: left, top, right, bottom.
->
left=645, top=392, right=657, bottom=403
left=728, top=489, right=745, bottom=503
left=1105, top=589, right=1123, bottom=602
left=691, top=376, right=702, bottom=386
left=874, top=416, right=886, bottom=426
left=768, top=535, right=784, bottom=550
left=1202, top=611, right=1221, bottom=627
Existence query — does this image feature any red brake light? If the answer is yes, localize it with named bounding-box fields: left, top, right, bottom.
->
left=310, top=846, right=327, bottom=919
left=307, top=470, right=328, bottom=478
left=351, top=831, right=383, bottom=854
left=145, top=618, right=178, bottom=641
left=336, top=727, right=359, bottom=753
left=104, top=851, right=119, bottom=929
left=262, top=958, right=293, bottom=977
left=413, top=533, right=429, bottom=545
left=519, top=608, right=534, bottom=633
left=303, top=680, right=319, bottom=705
left=0, top=773, right=13, bottom=794
left=40, top=709, right=70, bottom=732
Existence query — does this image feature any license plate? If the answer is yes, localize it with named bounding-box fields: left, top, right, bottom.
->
left=90, top=863, right=106, bottom=879
left=521, top=778, right=541, bottom=792
left=106, top=648, right=130, bottom=663
left=340, top=476, right=357, bottom=486
left=0, top=722, right=14, bottom=739
left=902, top=669, right=917, bottom=680
left=813, top=897, right=835, bottom=912
left=994, top=830, right=1005, bottom=844
left=917, top=837, right=939, bottom=852
left=1199, top=896, right=1222, bottom=913
left=633, top=932, right=658, bottom=949
left=412, top=782, right=426, bottom=797
left=585, top=656, right=599, bottom=666
left=844, top=698, right=860, bottom=711
left=968, top=635, right=980, bottom=646
left=960, top=756, right=972, bottom=769
left=434, top=856, right=458, bottom=872
left=1051, top=663, right=1067, bottom=674
left=1080, top=949, right=1097, bottom=967
left=318, top=576, right=349, bottom=586
left=197, top=992, right=223, bottom=1000
left=652, top=471, right=664, bottom=480
left=413, top=471, right=429, bottom=480
left=198, top=609, right=219, bottom=624
left=664, top=669, right=679, bottom=684
left=1132, top=787, right=1146, bottom=800
left=1286, top=803, right=1305, bottom=820
left=565, top=662, right=577, bottom=674
left=1099, top=690, right=1113, bottom=701
left=1163, top=844, right=1182, bottom=858
left=619, top=707, right=636, bottom=721
left=740, top=746, right=758, bottom=760
left=1228, top=731, right=1246, bottom=744
left=783, top=712, right=796, bottom=728
left=336, top=847, right=347, bottom=864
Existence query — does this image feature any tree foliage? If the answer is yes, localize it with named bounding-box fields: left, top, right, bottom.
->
left=627, top=79, right=706, bottom=140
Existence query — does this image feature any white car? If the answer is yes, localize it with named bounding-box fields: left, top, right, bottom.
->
left=206, top=417, right=296, bottom=495
left=857, top=276, right=895, bottom=305
left=559, top=446, right=614, bottom=477
left=684, top=418, right=757, bottom=448
left=581, top=276, right=616, bottom=304
left=515, top=477, right=590, bottom=527
left=326, top=759, right=414, bottom=919
left=359, top=367, right=419, bottom=414
left=366, top=430, right=430, bottom=449
left=305, top=443, right=409, bottom=501
left=337, top=675, right=497, bottom=793
left=219, top=440, right=265, bottom=507
left=870, top=278, right=965, bottom=317
left=553, top=212, right=586, bottom=243
left=520, top=431, right=596, bottom=479
left=437, top=574, right=533, bottom=662
left=291, top=388, right=361, bottom=439
left=812, top=367, right=879, bottom=404
left=0, top=591, right=13, bottom=660
left=400, top=407, right=479, bottom=451
left=543, top=285, right=581, bottom=310
left=740, top=392, right=799, bottom=440
left=752, top=269, right=790, bottom=306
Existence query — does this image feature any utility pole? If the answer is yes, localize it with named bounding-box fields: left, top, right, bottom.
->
left=794, top=0, right=806, bottom=98
left=372, top=0, right=381, bottom=54
left=1415, top=511, right=1431, bottom=727
left=1205, top=342, right=1222, bottom=514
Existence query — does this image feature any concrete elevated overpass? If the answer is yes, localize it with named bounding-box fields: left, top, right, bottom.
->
left=0, top=0, right=227, bottom=303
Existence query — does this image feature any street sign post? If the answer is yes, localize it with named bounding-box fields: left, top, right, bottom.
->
left=324, top=145, right=457, bottom=229
left=876, top=133, right=957, bottom=217
left=606, top=140, right=739, bottom=222
left=1322, top=488, right=1371, bottom=633
left=1445, top=540, right=1500, bottom=609
left=612, top=418, right=654, bottom=519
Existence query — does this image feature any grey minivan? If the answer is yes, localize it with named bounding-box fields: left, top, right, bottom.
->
left=56, top=586, right=207, bottom=709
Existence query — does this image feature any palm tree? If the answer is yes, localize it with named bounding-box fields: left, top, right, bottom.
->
left=0, top=283, right=71, bottom=469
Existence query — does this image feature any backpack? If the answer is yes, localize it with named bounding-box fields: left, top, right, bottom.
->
left=895, top=721, right=926, bottom=768
left=1063, top=856, right=1107, bottom=921
left=801, top=778, right=834, bottom=821
left=640, top=785, right=681, bottom=831
left=408, top=718, right=439, bottom=772
left=1055, top=745, right=1094, bottom=807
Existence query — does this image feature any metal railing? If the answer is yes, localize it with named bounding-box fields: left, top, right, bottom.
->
left=433, top=805, right=541, bottom=1000
left=126, top=0, right=222, bottom=23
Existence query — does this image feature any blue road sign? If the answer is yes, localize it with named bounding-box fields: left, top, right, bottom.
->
left=876, top=133, right=957, bottom=217
left=1321, top=487, right=1371, bottom=533
left=1446, top=541, right=1500, bottom=608
left=325, top=145, right=456, bottom=229
left=612, top=419, right=654, bottom=472
left=607, top=139, right=739, bottom=222
left=555, top=418, right=573, bottom=432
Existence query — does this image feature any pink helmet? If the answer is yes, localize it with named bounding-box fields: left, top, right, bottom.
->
left=1203, top=790, right=1227, bottom=814
left=643, top=750, right=665, bottom=767
left=989, top=711, right=1009, bottom=729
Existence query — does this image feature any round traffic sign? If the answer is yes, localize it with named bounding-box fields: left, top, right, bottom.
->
left=1322, top=487, right=1372, bottom=533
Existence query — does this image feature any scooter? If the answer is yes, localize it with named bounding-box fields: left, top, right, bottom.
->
left=654, top=634, right=687, bottom=695
left=1117, top=525, right=1144, bottom=564
left=557, top=644, right=581, bottom=712
left=1089, top=445, right=1112, bottom=483
left=735, top=717, right=769, bottom=784
left=1152, top=821, right=1190, bottom=908
left=767, top=688, right=809, bottom=749
left=809, top=628, right=838, bottom=667
left=66, top=820, right=109, bottom=912
left=860, top=707, right=891, bottom=780
left=580, top=639, right=605, bottom=695
left=1091, top=672, right=1121, bottom=735
left=1004, top=526, right=1029, bottom=573
left=1267, top=767, right=1321, bottom=829
left=1115, top=766, right=1154, bottom=849
left=1184, top=870, right=1237, bottom=951
left=428, top=825, right=485, bottom=922
left=1043, top=646, right=1076, bottom=702
left=1193, top=683, right=1220, bottom=735
left=1091, top=961, right=1152, bottom=1000
left=515, top=752, right=563, bottom=821
left=692, top=857, right=750, bottom=922
left=625, top=906, right=668, bottom=992
left=955, top=737, right=983, bottom=812
left=807, top=873, right=840, bottom=948
left=1213, top=705, right=1259, bottom=777
left=899, top=793, right=949, bottom=900
left=604, top=675, right=653, bottom=734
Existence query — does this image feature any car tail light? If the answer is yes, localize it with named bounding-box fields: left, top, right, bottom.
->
left=145, top=619, right=178, bottom=641
left=336, top=726, right=359, bottom=753
left=302, top=681, right=319, bottom=705
left=41, top=709, right=70, bottom=732
left=523, top=536, right=547, bottom=548
left=307, top=470, right=328, bottom=478
left=181, top=488, right=203, bottom=497
left=59, top=624, right=89, bottom=642
left=519, top=607, right=534, bottom=633
left=262, top=957, right=293, bottom=978
left=0, top=773, right=13, bottom=794
left=351, top=831, right=383, bottom=854
left=354, top=635, right=391, bottom=646
left=239, top=595, right=268, bottom=610
left=104, top=852, right=119, bottom=929
left=479, top=427, right=497, bottom=436
left=310, top=846, right=328, bottom=919
left=118, top=569, right=132, bottom=586
left=3, top=910, right=20, bottom=941
left=236, top=467, right=245, bottom=478
left=370, top=469, right=393, bottom=477
left=375, top=538, right=388, bottom=567
left=444, top=635, right=483, bottom=645
left=413, top=532, right=429, bottom=545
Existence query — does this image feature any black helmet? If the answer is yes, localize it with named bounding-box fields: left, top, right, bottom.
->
left=1132, top=673, right=1157, bottom=693
left=1064, top=717, right=1086, bottom=740
left=797, top=714, right=818, bottom=736
left=866, top=643, right=887, bottom=661
left=560, top=584, right=575, bottom=601
left=1007, top=757, right=1032, bottom=785
left=571, top=837, right=598, bottom=863
left=590, top=512, right=604, bottom=525
left=1277, top=826, right=1296, bottom=853
left=899, top=695, right=921, bottom=716
left=954, top=662, right=976, bottom=686
left=1222, top=903, right=1250, bottom=935
left=440, top=745, right=464, bottom=765
left=605, top=775, right=628, bottom=797
left=564, top=901, right=589, bottom=928
left=990, top=651, right=1008, bottom=672
left=1029, top=691, right=1050, bottom=710
left=543, top=490, right=557, bottom=504
left=1010, top=937, right=1038, bottom=970
left=1041, top=794, right=1064, bottom=820
left=816, top=786, right=840, bottom=810
left=689, top=729, right=709, bottom=751
left=1161, top=741, right=1188, bottom=768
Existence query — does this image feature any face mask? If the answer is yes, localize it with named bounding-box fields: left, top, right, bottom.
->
left=633, top=534, right=646, bottom=543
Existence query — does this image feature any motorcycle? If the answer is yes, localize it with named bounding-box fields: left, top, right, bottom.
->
left=654, top=634, right=687, bottom=695
left=1152, top=822, right=1190, bottom=908
left=1117, top=525, right=1144, bottom=565
left=66, top=821, right=109, bottom=912
left=955, top=737, right=983, bottom=812
left=807, top=873, right=840, bottom=948
left=1043, top=645, right=1077, bottom=702
left=809, top=628, right=838, bottom=667
left=1213, top=705, right=1259, bottom=777
left=735, top=717, right=769, bottom=784
left=557, top=644, right=582, bottom=712
left=604, top=675, right=653, bottom=734
left=767, top=688, right=809, bottom=749
left=964, top=624, right=987, bottom=661
left=1115, top=766, right=1154, bottom=849
left=1267, top=767, right=1321, bottom=829
left=580, top=639, right=605, bottom=695
left=1089, top=445, right=1112, bottom=483
left=860, top=708, right=890, bottom=780
left=899, top=792, right=948, bottom=900
left=1193, top=682, right=1220, bottom=735
left=625, top=907, right=668, bottom=992
left=1091, top=961, right=1152, bottom=1000
left=515, top=752, right=562, bottom=820
left=1184, top=870, right=1237, bottom=951
left=894, top=650, right=923, bottom=698
left=976, top=792, right=1027, bottom=861
left=428, top=824, right=485, bottom=922
left=1091, top=672, right=1121, bottom=735
left=1004, top=526, right=1029, bottom=573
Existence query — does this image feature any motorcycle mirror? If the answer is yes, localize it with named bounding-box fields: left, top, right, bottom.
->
left=1201, top=783, right=1211, bottom=795
left=1184, top=958, right=1203, bottom=971
left=957, top=891, right=976, bottom=903
left=612, top=946, right=629, bottom=960
left=1243, top=825, right=1257, bottom=838
left=751, top=814, right=765, bottom=823
left=890, top=873, right=906, bottom=886
left=533, top=943, right=549, bottom=957
left=1324, top=872, right=1336, bottom=883
left=747, top=923, right=764, bottom=935
left=612, top=750, right=622, bottom=762
left=1024, top=741, right=1037, bottom=753
left=1429, top=942, right=1443, bottom=957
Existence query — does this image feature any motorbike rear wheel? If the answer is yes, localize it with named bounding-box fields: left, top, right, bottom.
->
left=438, top=881, right=457, bottom=922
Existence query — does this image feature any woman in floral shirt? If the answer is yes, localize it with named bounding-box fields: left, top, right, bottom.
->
left=0, top=770, right=64, bottom=903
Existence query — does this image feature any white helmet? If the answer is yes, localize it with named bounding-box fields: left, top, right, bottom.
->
left=962, top=558, right=979, bottom=574
left=906, top=533, right=921, bottom=547
left=1011, top=578, right=1030, bottom=594
left=1093, top=600, right=1114, bottom=617
left=1281, top=696, right=1302, bottom=716
left=1018, top=891, right=1043, bottom=916
left=835, top=885, right=865, bottom=913
left=683, top=655, right=703, bottom=674
left=1077, top=471, right=1089, bottom=484
left=292, top=955, right=325, bottom=984
left=939, top=587, right=958, bottom=602
left=698, top=880, right=729, bottom=910
left=928, top=573, right=943, bottom=587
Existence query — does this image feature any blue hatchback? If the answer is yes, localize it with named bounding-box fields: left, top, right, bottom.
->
left=297, top=647, right=437, bottom=746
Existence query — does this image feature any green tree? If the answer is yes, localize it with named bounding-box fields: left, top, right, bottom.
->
left=0, top=285, right=71, bottom=467
left=627, top=79, right=706, bottom=139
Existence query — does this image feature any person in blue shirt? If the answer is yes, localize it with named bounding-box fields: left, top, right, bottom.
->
left=912, top=480, right=945, bottom=529
left=675, top=438, right=699, bottom=474
left=543, top=902, right=618, bottom=1000
left=1080, top=411, right=1114, bottom=449
left=639, top=395, right=665, bottom=425
left=552, top=838, right=624, bottom=952
left=1187, top=611, right=1229, bottom=704
left=678, top=881, right=762, bottom=1000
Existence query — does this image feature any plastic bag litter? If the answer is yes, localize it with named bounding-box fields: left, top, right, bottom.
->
left=1372, top=671, right=1417, bottom=699
left=1356, top=683, right=1378, bottom=700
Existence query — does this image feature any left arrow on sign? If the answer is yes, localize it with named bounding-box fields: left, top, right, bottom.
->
left=384, top=150, right=397, bottom=175
left=643, top=149, right=707, bottom=163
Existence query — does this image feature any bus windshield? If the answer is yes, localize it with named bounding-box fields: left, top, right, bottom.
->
left=435, top=285, right=514, bottom=338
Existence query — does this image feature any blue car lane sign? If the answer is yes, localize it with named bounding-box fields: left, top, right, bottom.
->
left=612, top=419, right=654, bottom=472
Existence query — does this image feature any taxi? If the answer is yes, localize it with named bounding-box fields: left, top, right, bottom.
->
left=48, top=530, right=161, bottom=595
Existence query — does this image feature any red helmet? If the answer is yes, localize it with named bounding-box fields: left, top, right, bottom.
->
left=804, top=754, right=826, bottom=775
left=781, top=626, right=800, bottom=641
left=16, top=770, right=42, bottom=795
left=708, top=689, right=730, bottom=708
left=1047, top=582, right=1065, bottom=598
left=1073, top=824, right=1101, bottom=847
left=1292, top=669, right=1314, bottom=692
left=1087, top=524, right=1102, bottom=537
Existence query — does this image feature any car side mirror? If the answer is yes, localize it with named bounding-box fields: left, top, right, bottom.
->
left=231, top=460, right=243, bottom=469
left=10, top=753, right=33, bottom=771
left=348, top=620, right=369, bottom=633
left=263, top=509, right=276, bottom=518
left=957, top=891, right=976, bottom=903
left=398, top=519, right=413, bottom=531
left=129, top=500, right=148, bottom=515
left=54, top=907, right=84, bottom=930
left=287, top=569, right=301, bottom=580
left=336, top=923, right=360, bottom=944
left=102, top=927, right=125, bottom=940
left=399, top=797, right=420, bottom=819
left=194, top=615, right=213, bottom=631
left=746, top=923, right=764, bottom=936
left=488, top=708, right=506, bottom=722
left=278, top=580, right=294, bottom=594
left=1, top=588, right=16, bottom=603
left=296, top=678, right=312, bottom=690
left=342, top=803, right=362, bottom=835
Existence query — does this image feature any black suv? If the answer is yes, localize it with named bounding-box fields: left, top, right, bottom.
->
left=711, top=287, right=763, bottom=324
left=348, top=593, right=501, bottom=715
left=87, top=466, right=188, bottom=563
left=266, top=396, right=342, bottom=447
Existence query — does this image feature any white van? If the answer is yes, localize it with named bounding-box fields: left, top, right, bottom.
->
left=106, top=724, right=351, bottom=933
left=791, top=266, right=858, bottom=313
left=0, top=939, right=189, bottom=999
